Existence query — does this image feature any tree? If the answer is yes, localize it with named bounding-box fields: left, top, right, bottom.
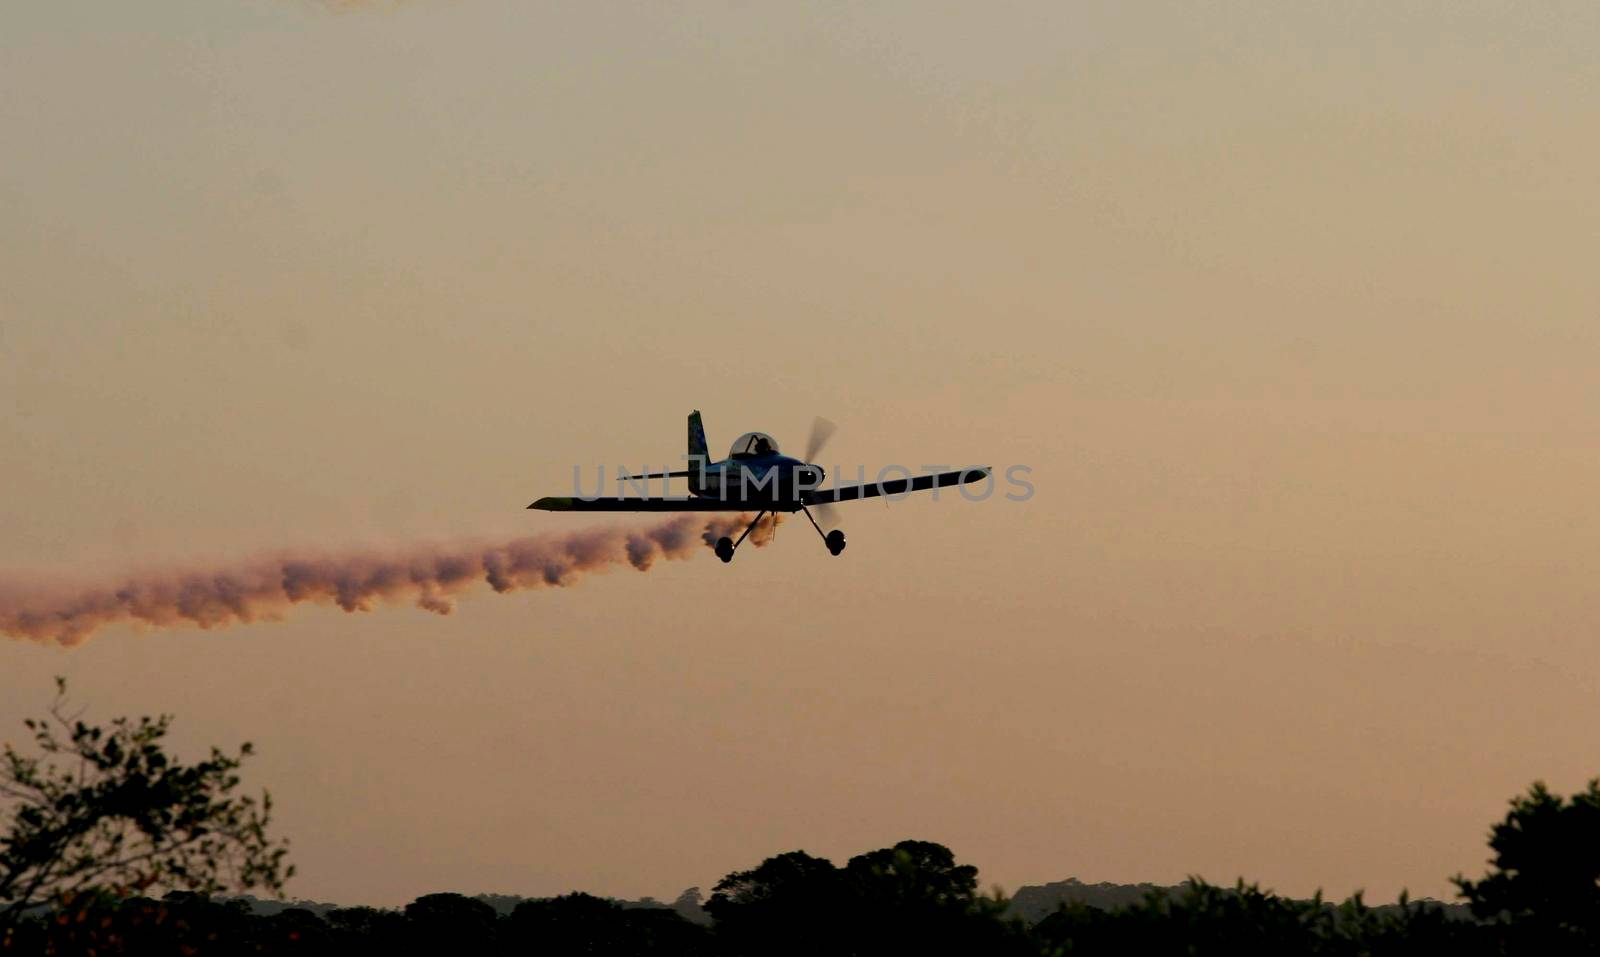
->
left=843, top=840, right=979, bottom=910
left=0, top=678, right=291, bottom=925
left=1455, top=778, right=1600, bottom=951
left=504, top=892, right=710, bottom=955
left=325, top=903, right=404, bottom=936
left=706, top=842, right=1031, bottom=957
left=841, top=841, right=1028, bottom=956
left=403, top=892, right=499, bottom=953
left=706, top=850, right=844, bottom=955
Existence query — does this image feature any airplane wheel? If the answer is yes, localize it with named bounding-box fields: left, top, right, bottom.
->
left=715, top=537, right=735, bottom=563
left=825, top=529, right=846, bottom=556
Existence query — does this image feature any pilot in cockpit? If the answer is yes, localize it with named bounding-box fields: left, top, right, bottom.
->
left=730, top=432, right=779, bottom=458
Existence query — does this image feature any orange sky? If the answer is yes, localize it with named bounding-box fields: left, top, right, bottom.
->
left=3, top=0, right=1598, bottom=906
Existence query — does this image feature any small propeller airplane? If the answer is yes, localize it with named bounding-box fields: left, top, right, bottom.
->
left=529, top=411, right=990, bottom=562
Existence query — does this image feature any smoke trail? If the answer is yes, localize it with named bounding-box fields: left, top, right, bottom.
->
left=0, top=514, right=782, bottom=647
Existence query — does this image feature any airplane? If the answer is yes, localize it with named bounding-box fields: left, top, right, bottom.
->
left=529, top=410, right=991, bottom=563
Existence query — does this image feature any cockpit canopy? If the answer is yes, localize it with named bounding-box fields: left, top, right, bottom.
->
left=728, top=431, right=780, bottom=458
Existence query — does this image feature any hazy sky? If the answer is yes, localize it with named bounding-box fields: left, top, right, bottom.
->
left=3, top=0, right=1599, bottom=906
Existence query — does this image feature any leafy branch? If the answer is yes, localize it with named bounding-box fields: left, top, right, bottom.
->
left=0, top=678, right=291, bottom=924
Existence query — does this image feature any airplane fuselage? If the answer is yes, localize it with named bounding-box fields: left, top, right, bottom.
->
left=687, top=453, right=824, bottom=508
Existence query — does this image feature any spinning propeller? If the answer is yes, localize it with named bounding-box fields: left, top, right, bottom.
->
left=803, top=416, right=840, bottom=529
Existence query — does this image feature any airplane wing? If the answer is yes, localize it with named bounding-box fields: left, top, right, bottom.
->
left=803, top=466, right=992, bottom=505
left=528, top=496, right=754, bottom=512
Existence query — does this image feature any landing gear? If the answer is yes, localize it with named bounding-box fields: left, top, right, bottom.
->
left=802, top=505, right=846, bottom=557
left=825, top=528, right=847, bottom=556
left=716, top=507, right=844, bottom=563
left=716, top=511, right=767, bottom=564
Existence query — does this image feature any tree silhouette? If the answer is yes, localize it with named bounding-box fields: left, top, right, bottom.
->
left=403, top=892, right=499, bottom=953
left=8, top=676, right=1599, bottom=956
left=842, top=840, right=1029, bottom=955
left=706, top=849, right=842, bottom=954
left=844, top=840, right=978, bottom=907
left=1455, top=778, right=1600, bottom=952
left=0, top=678, right=290, bottom=927
left=706, top=842, right=1031, bottom=956
left=506, top=892, right=623, bottom=953
left=505, top=892, right=707, bottom=955
left=325, top=904, right=410, bottom=956
left=1032, top=879, right=1491, bottom=956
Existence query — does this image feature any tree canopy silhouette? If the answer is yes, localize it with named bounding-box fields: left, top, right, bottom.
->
left=1455, top=778, right=1600, bottom=952
left=706, top=841, right=1031, bottom=956
left=0, top=678, right=290, bottom=926
left=7, top=675, right=1600, bottom=956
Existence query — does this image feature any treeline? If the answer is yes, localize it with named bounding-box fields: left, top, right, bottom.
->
left=6, top=685, right=1600, bottom=955
left=8, top=809, right=1600, bottom=957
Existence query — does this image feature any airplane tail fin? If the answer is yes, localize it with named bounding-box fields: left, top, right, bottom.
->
left=688, top=410, right=709, bottom=463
